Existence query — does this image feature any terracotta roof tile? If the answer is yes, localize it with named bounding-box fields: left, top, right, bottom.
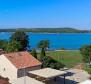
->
left=4, top=51, right=42, bottom=69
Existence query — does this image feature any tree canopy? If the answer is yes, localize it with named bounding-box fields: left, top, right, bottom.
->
left=4, top=40, right=22, bottom=53
left=38, top=40, right=49, bottom=49
left=38, top=40, right=49, bottom=60
left=0, top=30, right=29, bottom=53
left=10, top=30, right=29, bottom=51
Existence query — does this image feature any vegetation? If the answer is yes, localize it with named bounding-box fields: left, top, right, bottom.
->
left=80, top=45, right=91, bottom=66
left=31, top=49, right=37, bottom=58
left=40, top=48, right=46, bottom=59
left=4, top=40, right=21, bottom=53
left=38, top=40, right=49, bottom=49
left=37, top=40, right=65, bottom=69
left=84, top=65, right=91, bottom=74
left=41, top=56, right=65, bottom=69
left=0, top=40, right=7, bottom=49
left=46, top=50, right=82, bottom=68
left=80, top=45, right=91, bottom=74
left=0, top=28, right=91, bottom=33
left=0, top=30, right=29, bottom=52
left=10, top=30, right=29, bottom=51
left=38, top=40, right=49, bottom=60
left=36, top=40, right=82, bottom=69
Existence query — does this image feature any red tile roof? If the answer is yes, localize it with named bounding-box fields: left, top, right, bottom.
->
left=4, top=51, right=42, bottom=69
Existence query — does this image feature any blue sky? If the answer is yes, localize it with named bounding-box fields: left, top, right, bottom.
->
left=0, top=0, right=91, bottom=29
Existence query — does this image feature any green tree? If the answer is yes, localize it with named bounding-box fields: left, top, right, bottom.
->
left=10, top=30, right=29, bottom=51
left=80, top=45, right=91, bottom=65
left=38, top=40, right=49, bottom=60
left=4, top=40, right=22, bottom=53
left=31, top=49, right=37, bottom=58
left=38, top=40, right=49, bottom=49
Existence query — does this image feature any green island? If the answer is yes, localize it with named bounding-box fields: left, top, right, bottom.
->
left=0, top=28, right=91, bottom=33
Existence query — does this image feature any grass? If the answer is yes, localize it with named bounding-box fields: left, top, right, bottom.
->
left=46, top=50, right=83, bottom=68
left=37, top=50, right=91, bottom=73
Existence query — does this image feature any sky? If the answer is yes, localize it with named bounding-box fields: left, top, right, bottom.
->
left=0, top=0, right=91, bottom=30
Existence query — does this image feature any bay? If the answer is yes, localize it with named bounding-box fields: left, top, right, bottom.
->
left=0, top=32, right=91, bottom=50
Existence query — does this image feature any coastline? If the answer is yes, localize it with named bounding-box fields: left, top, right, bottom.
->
left=0, top=32, right=91, bottom=50
left=1, top=31, right=91, bottom=34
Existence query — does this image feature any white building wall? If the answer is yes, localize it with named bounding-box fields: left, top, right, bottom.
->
left=0, top=55, right=17, bottom=82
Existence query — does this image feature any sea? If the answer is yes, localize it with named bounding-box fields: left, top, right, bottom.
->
left=0, top=32, right=91, bottom=50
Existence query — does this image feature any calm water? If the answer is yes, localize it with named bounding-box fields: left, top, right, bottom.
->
left=0, top=32, right=91, bottom=50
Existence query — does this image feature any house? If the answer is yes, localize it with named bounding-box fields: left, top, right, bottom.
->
left=0, top=51, right=42, bottom=82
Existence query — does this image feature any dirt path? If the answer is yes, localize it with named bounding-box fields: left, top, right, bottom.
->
left=73, top=63, right=85, bottom=70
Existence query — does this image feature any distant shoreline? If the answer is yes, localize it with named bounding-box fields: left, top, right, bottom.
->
left=1, top=32, right=91, bottom=34
left=54, top=50, right=79, bottom=51
left=36, top=49, right=79, bottom=53
left=0, top=28, right=91, bottom=33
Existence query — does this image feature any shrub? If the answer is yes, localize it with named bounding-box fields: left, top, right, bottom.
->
left=41, top=56, right=65, bottom=69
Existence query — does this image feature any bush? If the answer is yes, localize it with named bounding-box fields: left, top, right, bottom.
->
left=41, top=56, right=65, bottom=69
left=85, top=67, right=91, bottom=75
left=80, top=45, right=91, bottom=64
